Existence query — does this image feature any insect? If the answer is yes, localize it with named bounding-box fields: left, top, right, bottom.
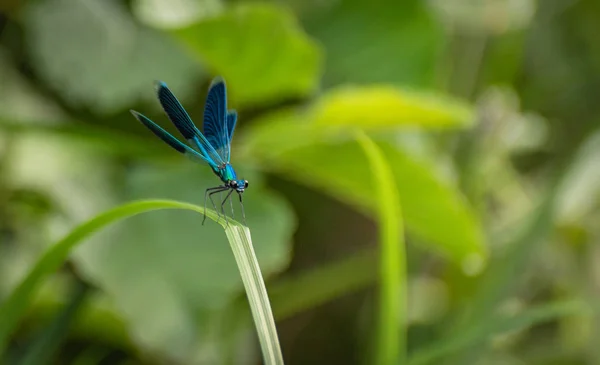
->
left=130, top=77, right=248, bottom=225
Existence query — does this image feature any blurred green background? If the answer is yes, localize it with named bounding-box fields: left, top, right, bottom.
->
left=1, top=0, right=600, bottom=364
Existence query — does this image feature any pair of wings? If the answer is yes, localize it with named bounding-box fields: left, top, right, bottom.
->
left=130, top=78, right=237, bottom=169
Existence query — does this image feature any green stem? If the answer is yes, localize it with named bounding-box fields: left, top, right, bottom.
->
left=355, top=131, right=406, bottom=365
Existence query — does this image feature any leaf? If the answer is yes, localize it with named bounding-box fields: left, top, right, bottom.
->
left=246, top=115, right=485, bottom=269
left=281, top=141, right=484, bottom=270
left=24, top=0, right=200, bottom=113
left=71, top=164, right=294, bottom=359
left=171, top=3, right=322, bottom=105
left=355, top=130, right=406, bottom=365
left=302, top=0, right=443, bottom=87
left=312, top=85, right=474, bottom=129
left=225, top=225, right=283, bottom=365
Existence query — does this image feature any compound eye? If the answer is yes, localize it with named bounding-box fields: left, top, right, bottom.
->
left=244, top=181, right=249, bottom=188
left=231, top=180, right=238, bottom=187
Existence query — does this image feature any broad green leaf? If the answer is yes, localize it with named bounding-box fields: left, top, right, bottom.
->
left=301, top=0, right=443, bottom=87
left=274, top=140, right=485, bottom=270
left=72, top=164, right=294, bottom=359
left=24, top=0, right=200, bottom=113
left=245, top=113, right=485, bottom=269
left=312, top=85, right=474, bottom=129
left=171, top=3, right=322, bottom=105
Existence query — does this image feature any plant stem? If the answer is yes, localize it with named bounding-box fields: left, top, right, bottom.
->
left=355, top=131, right=406, bottom=365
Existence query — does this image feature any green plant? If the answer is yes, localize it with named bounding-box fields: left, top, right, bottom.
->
left=0, top=200, right=283, bottom=365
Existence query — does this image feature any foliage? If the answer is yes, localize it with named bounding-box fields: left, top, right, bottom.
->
left=1, top=0, right=599, bottom=364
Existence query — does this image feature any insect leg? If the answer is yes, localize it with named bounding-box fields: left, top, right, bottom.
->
left=220, top=189, right=235, bottom=226
left=208, top=188, right=228, bottom=224
left=203, top=186, right=227, bottom=225
left=238, top=193, right=246, bottom=226
left=219, top=191, right=227, bottom=217
left=229, top=193, right=235, bottom=220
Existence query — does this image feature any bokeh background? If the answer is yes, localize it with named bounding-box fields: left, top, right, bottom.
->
left=1, top=0, right=600, bottom=364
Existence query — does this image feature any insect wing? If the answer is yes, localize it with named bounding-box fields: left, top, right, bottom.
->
left=130, top=110, right=209, bottom=165
left=155, top=81, right=225, bottom=168
left=226, top=110, right=238, bottom=142
left=203, top=77, right=233, bottom=162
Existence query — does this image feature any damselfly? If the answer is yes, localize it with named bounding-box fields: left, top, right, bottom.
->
left=130, top=78, right=248, bottom=225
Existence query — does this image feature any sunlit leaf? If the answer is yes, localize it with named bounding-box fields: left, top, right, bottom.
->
left=245, top=115, right=485, bottom=269
left=171, top=3, right=322, bottom=105
left=312, top=85, right=474, bottom=129
left=277, top=140, right=485, bottom=269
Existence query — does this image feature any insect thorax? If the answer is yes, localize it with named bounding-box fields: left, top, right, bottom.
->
left=214, top=163, right=237, bottom=183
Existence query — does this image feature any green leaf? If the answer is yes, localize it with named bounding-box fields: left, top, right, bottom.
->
left=171, top=3, right=322, bottom=105
left=246, top=116, right=485, bottom=268
left=302, top=0, right=443, bottom=87
left=24, top=0, right=200, bottom=113
left=225, top=225, right=283, bottom=365
left=71, top=165, right=294, bottom=359
left=355, top=130, right=406, bottom=365
left=311, top=85, right=474, bottom=129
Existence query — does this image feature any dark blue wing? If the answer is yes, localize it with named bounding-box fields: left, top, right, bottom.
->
left=155, top=81, right=225, bottom=168
left=203, top=77, right=232, bottom=162
left=227, top=110, right=238, bottom=142
left=130, top=110, right=209, bottom=165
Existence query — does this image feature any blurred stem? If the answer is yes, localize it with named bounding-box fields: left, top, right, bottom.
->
left=453, top=32, right=488, bottom=100
left=270, top=248, right=377, bottom=319
left=355, top=131, right=406, bottom=365
left=0, top=131, right=14, bottom=233
left=408, top=299, right=592, bottom=365
left=445, top=142, right=584, bottom=365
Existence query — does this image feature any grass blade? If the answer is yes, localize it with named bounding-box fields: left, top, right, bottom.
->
left=0, top=199, right=283, bottom=365
left=225, top=226, right=284, bottom=365
left=355, top=130, right=406, bottom=365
